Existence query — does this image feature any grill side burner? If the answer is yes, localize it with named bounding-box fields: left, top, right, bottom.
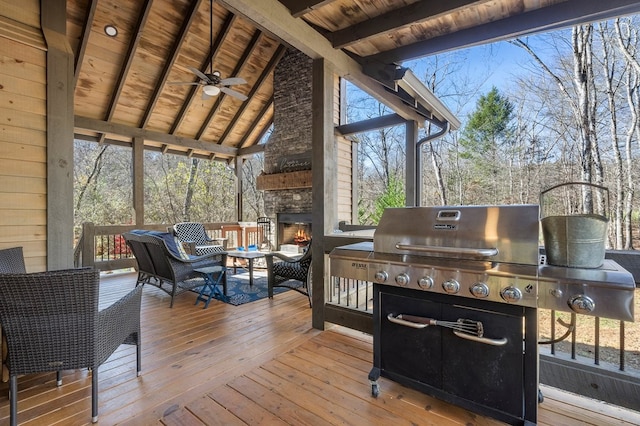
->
left=329, top=204, right=635, bottom=426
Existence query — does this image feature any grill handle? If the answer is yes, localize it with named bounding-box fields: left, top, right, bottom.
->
left=453, top=331, right=508, bottom=346
left=395, top=244, right=498, bottom=258
left=386, top=314, right=430, bottom=329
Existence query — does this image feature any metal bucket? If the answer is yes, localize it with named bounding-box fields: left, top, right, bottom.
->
left=540, top=182, right=609, bottom=268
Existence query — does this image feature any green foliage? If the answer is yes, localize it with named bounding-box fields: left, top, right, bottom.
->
left=370, top=175, right=405, bottom=223
left=460, top=86, right=514, bottom=160
left=73, top=141, right=249, bottom=238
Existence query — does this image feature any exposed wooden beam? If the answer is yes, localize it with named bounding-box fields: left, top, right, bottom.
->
left=75, top=116, right=237, bottom=156
left=237, top=143, right=265, bottom=157
left=140, top=0, right=204, bottom=128
left=98, top=0, right=153, bottom=145
left=73, top=0, right=97, bottom=86
left=335, top=113, right=406, bottom=136
left=238, top=95, right=273, bottom=148
left=279, top=0, right=337, bottom=18
left=218, top=0, right=427, bottom=124
left=170, top=12, right=236, bottom=135
left=217, top=44, right=285, bottom=146
left=365, top=0, right=640, bottom=63
left=329, top=0, right=488, bottom=49
left=195, top=29, right=262, bottom=140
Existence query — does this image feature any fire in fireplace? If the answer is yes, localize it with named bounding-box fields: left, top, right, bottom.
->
left=277, top=212, right=312, bottom=248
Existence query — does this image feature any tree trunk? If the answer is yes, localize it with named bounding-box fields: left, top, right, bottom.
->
left=183, top=158, right=199, bottom=221
left=598, top=22, right=624, bottom=249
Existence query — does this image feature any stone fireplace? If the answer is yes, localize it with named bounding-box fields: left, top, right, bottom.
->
left=277, top=212, right=312, bottom=250
left=258, top=49, right=314, bottom=248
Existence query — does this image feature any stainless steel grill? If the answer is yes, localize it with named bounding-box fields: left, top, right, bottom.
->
left=329, top=204, right=635, bottom=426
left=330, top=205, right=635, bottom=321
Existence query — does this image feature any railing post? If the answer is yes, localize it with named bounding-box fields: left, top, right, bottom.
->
left=81, top=222, right=96, bottom=268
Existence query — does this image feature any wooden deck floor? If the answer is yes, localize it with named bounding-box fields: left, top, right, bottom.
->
left=1, top=272, right=639, bottom=425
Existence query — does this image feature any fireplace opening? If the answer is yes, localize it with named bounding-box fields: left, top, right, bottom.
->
left=277, top=212, right=312, bottom=251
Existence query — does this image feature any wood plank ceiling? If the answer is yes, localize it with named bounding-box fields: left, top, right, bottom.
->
left=68, top=0, right=640, bottom=161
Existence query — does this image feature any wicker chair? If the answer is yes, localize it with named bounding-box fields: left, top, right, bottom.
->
left=0, top=268, right=142, bottom=426
left=0, top=247, right=26, bottom=273
left=265, top=242, right=312, bottom=307
left=123, top=231, right=227, bottom=307
left=173, top=222, right=227, bottom=255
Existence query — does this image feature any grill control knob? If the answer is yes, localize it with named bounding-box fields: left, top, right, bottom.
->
left=418, top=276, right=434, bottom=289
left=395, top=273, right=410, bottom=286
left=568, top=295, right=595, bottom=315
left=500, top=286, right=522, bottom=303
left=470, top=282, right=490, bottom=298
left=442, top=279, right=460, bottom=294
left=374, top=271, right=388, bottom=283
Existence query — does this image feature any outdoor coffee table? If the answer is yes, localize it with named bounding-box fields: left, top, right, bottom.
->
left=226, top=250, right=267, bottom=286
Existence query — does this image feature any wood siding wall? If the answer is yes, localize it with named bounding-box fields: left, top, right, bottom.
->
left=335, top=74, right=352, bottom=223
left=0, top=0, right=47, bottom=271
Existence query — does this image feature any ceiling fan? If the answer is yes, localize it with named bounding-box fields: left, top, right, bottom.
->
left=169, top=0, right=248, bottom=101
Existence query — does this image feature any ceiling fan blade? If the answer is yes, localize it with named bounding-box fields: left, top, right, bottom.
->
left=167, top=81, right=201, bottom=86
left=218, top=77, right=247, bottom=86
left=220, top=87, right=248, bottom=101
left=188, top=66, right=211, bottom=83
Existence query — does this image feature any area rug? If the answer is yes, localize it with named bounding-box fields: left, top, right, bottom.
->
left=195, top=270, right=296, bottom=306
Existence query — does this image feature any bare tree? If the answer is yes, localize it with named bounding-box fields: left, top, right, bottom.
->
left=614, top=17, right=640, bottom=248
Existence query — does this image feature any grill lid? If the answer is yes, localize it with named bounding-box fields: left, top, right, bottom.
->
left=373, top=205, right=540, bottom=265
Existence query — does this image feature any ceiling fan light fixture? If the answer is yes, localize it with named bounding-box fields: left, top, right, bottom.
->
left=203, top=85, right=221, bottom=96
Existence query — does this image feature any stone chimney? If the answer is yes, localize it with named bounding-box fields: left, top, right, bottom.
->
left=261, top=49, right=313, bottom=219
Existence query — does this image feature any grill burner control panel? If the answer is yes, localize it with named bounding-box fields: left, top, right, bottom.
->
left=367, top=261, right=539, bottom=308
left=329, top=244, right=636, bottom=321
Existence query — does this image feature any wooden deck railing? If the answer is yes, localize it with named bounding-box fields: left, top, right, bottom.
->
left=74, top=222, right=262, bottom=270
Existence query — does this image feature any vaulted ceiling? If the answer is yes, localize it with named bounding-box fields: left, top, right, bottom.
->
left=68, top=0, right=640, bottom=162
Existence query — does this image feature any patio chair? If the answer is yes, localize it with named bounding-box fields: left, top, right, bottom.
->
left=173, top=222, right=227, bottom=255
left=124, top=230, right=227, bottom=307
left=265, top=241, right=312, bottom=307
left=0, top=267, right=142, bottom=426
left=0, top=246, right=26, bottom=273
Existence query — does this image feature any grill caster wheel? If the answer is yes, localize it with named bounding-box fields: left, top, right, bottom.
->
left=368, top=367, right=381, bottom=398
left=371, top=383, right=380, bottom=397
left=538, top=389, right=544, bottom=403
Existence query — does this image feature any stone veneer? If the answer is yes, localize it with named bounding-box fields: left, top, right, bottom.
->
left=263, top=49, right=314, bottom=218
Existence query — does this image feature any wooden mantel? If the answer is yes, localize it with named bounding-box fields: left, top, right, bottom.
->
left=256, top=170, right=312, bottom=190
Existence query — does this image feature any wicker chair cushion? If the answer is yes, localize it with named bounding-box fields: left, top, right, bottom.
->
left=272, top=261, right=308, bottom=282
left=173, top=222, right=226, bottom=255
left=130, top=230, right=190, bottom=259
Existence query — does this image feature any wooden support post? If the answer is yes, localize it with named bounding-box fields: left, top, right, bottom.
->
left=312, top=58, right=336, bottom=330
left=42, top=0, right=75, bottom=270
left=133, top=137, right=144, bottom=225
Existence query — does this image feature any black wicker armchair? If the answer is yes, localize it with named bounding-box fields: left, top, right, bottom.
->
left=173, top=222, right=227, bottom=255
left=0, top=268, right=142, bottom=426
left=265, top=242, right=312, bottom=307
left=0, top=246, right=26, bottom=273
left=124, top=230, right=227, bottom=307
